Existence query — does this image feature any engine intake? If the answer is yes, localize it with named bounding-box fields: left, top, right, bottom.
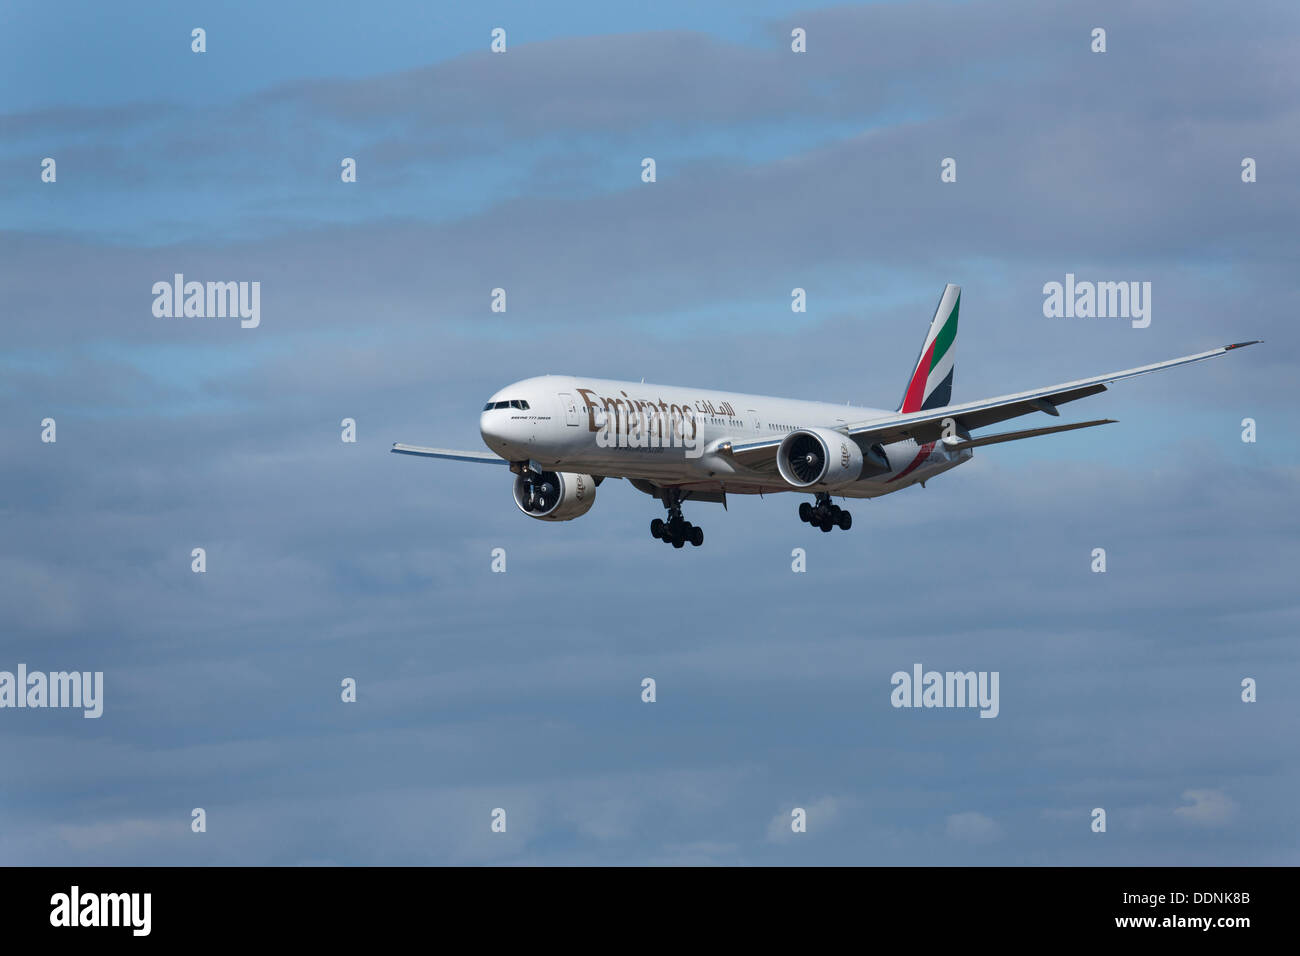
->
left=513, top=470, right=596, bottom=521
left=777, top=427, right=865, bottom=489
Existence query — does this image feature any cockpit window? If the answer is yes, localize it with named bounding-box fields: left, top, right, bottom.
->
left=484, top=399, right=530, bottom=411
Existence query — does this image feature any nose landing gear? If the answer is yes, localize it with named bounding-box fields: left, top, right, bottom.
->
left=799, top=493, right=852, bottom=532
left=650, top=489, right=703, bottom=548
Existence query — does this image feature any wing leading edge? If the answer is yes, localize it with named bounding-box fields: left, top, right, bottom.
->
left=391, top=443, right=507, bottom=464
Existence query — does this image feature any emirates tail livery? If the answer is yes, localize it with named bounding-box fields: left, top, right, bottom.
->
left=394, top=285, right=1258, bottom=548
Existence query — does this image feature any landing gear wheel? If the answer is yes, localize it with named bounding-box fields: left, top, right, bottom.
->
left=656, top=490, right=703, bottom=550
left=819, top=517, right=833, bottom=532
left=798, top=502, right=813, bottom=523
left=838, top=511, right=852, bottom=531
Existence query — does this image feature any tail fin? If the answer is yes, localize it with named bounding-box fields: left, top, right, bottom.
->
left=898, top=284, right=960, bottom=413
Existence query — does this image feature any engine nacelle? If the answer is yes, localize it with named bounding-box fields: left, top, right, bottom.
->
left=513, top=470, right=597, bottom=521
left=777, top=427, right=864, bottom=489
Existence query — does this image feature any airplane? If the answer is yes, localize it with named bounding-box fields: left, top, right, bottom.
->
left=393, top=285, right=1258, bottom=549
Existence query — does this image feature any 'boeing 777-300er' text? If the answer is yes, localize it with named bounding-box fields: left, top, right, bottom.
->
left=393, top=285, right=1258, bottom=549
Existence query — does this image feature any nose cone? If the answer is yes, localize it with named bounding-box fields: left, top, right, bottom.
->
left=479, top=410, right=507, bottom=455
left=480, top=407, right=531, bottom=460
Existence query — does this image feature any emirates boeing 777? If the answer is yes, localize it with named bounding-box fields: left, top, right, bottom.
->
left=393, top=285, right=1258, bottom=548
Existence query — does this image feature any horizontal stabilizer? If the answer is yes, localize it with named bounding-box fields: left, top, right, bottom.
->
left=391, top=443, right=506, bottom=464
left=943, top=418, right=1116, bottom=451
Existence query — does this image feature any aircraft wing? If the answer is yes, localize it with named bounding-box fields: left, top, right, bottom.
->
left=723, top=341, right=1258, bottom=467
left=842, top=341, right=1258, bottom=446
left=391, top=443, right=507, bottom=464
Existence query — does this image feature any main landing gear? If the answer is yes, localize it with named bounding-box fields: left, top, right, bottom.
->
left=650, top=489, right=703, bottom=548
left=799, top=492, right=852, bottom=533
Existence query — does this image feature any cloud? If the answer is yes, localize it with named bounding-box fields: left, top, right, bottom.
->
left=945, top=812, right=1003, bottom=844
left=56, top=817, right=179, bottom=851
left=1174, top=790, right=1238, bottom=827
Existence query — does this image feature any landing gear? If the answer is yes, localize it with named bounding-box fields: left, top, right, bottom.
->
left=651, top=490, right=703, bottom=548
left=799, top=493, right=852, bottom=532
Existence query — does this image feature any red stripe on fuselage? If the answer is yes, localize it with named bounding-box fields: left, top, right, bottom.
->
left=886, top=441, right=936, bottom=483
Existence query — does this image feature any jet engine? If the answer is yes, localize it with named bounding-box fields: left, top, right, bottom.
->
left=512, top=470, right=597, bottom=521
left=777, top=427, right=865, bottom=489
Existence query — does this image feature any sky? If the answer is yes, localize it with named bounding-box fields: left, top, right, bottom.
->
left=1, top=0, right=1297, bottom=865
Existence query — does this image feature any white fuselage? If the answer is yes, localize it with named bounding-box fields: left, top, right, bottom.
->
left=479, top=375, right=971, bottom=498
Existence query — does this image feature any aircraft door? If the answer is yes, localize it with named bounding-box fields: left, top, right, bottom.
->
left=559, top=392, right=581, bottom=426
